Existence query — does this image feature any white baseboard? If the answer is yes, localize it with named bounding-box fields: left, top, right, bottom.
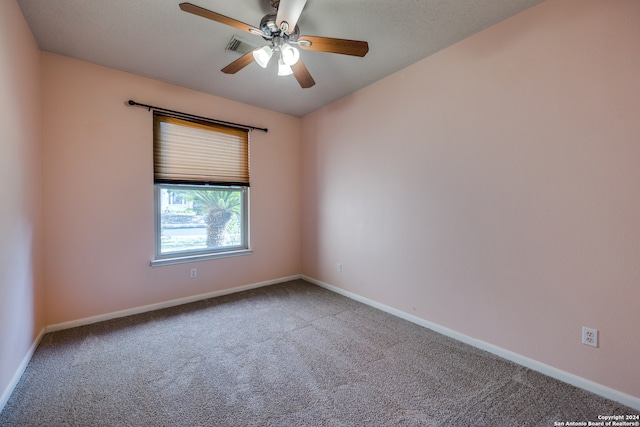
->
left=302, top=275, right=640, bottom=412
left=0, top=328, right=45, bottom=414
left=45, top=275, right=302, bottom=333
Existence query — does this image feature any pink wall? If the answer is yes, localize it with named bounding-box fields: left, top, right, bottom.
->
left=302, top=0, right=640, bottom=399
left=0, top=0, right=44, bottom=403
left=41, top=53, right=302, bottom=324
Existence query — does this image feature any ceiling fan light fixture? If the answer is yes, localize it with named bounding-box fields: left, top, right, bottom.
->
left=277, top=58, right=293, bottom=76
left=253, top=46, right=273, bottom=68
left=281, top=44, right=300, bottom=66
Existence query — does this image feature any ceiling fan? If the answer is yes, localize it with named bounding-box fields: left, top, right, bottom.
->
left=179, top=1, right=369, bottom=88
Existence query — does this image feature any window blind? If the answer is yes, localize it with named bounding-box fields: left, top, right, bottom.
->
left=153, top=114, right=249, bottom=186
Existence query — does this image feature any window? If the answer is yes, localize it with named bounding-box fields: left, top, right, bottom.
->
left=151, top=114, right=251, bottom=266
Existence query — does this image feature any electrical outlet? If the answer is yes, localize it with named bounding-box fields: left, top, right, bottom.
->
left=582, top=327, right=598, bottom=348
left=190, top=268, right=197, bottom=278
left=337, top=263, right=342, bottom=273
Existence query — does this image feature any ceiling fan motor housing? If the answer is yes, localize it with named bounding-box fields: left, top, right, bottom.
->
left=259, top=13, right=299, bottom=41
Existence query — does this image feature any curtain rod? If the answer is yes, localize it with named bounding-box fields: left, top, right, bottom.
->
left=127, top=100, right=268, bottom=133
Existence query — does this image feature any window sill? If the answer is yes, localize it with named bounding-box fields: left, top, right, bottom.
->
left=150, top=249, right=253, bottom=267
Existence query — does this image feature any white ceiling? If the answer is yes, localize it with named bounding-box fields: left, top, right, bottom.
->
left=17, top=0, right=544, bottom=117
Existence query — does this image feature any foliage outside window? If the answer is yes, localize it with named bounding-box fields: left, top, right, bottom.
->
left=152, top=114, right=250, bottom=265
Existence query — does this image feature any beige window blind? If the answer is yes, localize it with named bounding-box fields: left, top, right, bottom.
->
left=153, top=114, right=249, bottom=186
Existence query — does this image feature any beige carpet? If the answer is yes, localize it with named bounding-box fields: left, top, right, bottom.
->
left=1, top=279, right=636, bottom=426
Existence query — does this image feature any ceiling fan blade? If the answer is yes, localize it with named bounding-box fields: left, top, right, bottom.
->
left=179, top=3, right=264, bottom=36
left=298, top=36, right=369, bottom=57
left=221, top=51, right=256, bottom=74
left=291, top=60, right=315, bottom=88
left=276, top=0, right=307, bottom=34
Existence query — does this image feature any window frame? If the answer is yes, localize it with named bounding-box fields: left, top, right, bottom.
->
left=151, top=184, right=251, bottom=266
